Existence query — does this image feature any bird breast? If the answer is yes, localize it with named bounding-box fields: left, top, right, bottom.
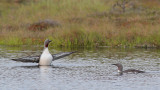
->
left=39, top=48, right=53, bottom=65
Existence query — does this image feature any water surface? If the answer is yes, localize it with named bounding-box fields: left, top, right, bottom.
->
left=0, top=46, right=160, bottom=90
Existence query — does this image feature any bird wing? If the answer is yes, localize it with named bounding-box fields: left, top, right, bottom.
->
left=11, top=51, right=76, bottom=63
left=52, top=51, right=76, bottom=60
left=11, top=56, right=40, bottom=63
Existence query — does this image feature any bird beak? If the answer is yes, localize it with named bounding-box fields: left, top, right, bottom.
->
left=112, top=64, right=116, bottom=66
left=49, top=40, right=52, bottom=42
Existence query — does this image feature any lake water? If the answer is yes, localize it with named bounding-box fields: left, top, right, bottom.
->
left=0, top=45, right=160, bottom=90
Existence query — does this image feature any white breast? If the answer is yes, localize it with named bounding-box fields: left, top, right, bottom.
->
left=39, top=48, right=53, bottom=65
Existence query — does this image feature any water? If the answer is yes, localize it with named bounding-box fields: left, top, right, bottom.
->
left=0, top=45, right=160, bottom=90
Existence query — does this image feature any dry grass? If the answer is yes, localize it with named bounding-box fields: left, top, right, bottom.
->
left=0, top=0, right=160, bottom=48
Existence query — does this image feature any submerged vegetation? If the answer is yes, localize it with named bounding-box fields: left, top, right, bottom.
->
left=0, top=0, right=160, bottom=48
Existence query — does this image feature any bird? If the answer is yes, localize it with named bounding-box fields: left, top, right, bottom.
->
left=112, top=63, right=145, bottom=75
left=12, top=39, right=76, bottom=66
left=39, top=39, right=53, bottom=65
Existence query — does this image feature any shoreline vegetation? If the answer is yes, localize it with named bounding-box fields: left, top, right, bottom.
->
left=0, top=0, right=160, bottom=48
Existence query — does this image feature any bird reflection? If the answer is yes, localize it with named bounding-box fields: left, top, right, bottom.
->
left=39, top=65, right=53, bottom=89
left=12, top=64, right=73, bottom=70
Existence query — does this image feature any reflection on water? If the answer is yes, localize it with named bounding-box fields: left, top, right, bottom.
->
left=0, top=45, right=160, bottom=90
left=39, top=66, right=52, bottom=90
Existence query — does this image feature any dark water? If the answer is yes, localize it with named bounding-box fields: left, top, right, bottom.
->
left=0, top=45, right=160, bottom=90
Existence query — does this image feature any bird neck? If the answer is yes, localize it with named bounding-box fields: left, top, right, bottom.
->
left=43, top=47, right=50, bottom=54
left=44, top=43, right=49, bottom=48
left=117, top=65, right=123, bottom=75
left=117, top=66, right=123, bottom=72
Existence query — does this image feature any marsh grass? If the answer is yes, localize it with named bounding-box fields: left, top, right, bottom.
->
left=0, top=0, right=160, bottom=48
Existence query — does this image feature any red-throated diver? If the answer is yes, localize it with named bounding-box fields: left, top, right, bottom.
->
left=12, top=39, right=76, bottom=65
left=39, top=39, right=52, bottom=65
left=112, top=63, right=145, bottom=75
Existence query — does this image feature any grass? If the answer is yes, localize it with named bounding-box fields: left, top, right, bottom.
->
left=0, top=0, right=160, bottom=48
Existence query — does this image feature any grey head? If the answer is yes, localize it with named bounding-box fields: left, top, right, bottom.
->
left=112, top=63, right=123, bottom=75
left=44, top=39, right=52, bottom=48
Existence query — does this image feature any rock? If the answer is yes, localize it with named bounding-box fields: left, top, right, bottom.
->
left=28, top=19, right=61, bottom=31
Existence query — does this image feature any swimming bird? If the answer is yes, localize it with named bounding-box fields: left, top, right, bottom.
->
left=12, top=39, right=76, bottom=66
left=112, top=63, right=145, bottom=75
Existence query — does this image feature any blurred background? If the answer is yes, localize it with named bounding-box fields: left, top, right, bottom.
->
left=0, top=0, right=160, bottom=48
